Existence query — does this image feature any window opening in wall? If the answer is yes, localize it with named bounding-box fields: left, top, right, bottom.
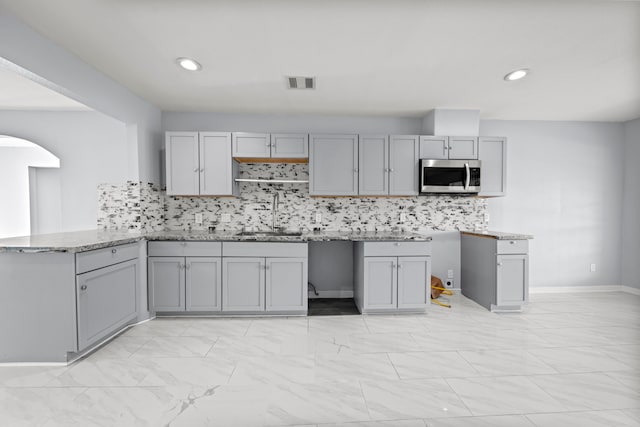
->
left=0, top=135, right=60, bottom=238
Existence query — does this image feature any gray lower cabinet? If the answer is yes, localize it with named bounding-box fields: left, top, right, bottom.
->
left=148, top=241, right=222, bottom=313
left=354, top=241, right=432, bottom=313
left=148, top=257, right=222, bottom=312
left=222, top=257, right=265, bottom=311
left=222, top=242, right=308, bottom=313
left=76, top=258, right=138, bottom=350
left=461, top=234, right=529, bottom=311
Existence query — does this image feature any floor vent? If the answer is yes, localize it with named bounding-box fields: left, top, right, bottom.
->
left=286, top=76, right=315, bottom=89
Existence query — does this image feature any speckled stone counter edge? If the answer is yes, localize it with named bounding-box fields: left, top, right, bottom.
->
left=461, top=230, right=534, bottom=240
left=0, top=229, right=435, bottom=253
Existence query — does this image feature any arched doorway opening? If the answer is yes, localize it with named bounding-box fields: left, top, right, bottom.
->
left=0, top=135, right=60, bottom=238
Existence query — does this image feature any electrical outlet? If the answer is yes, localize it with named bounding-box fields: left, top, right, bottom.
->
left=315, top=213, right=322, bottom=224
left=221, top=213, right=231, bottom=223
left=399, top=212, right=406, bottom=223
left=447, top=269, right=454, bottom=279
left=194, top=213, right=203, bottom=224
left=484, top=212, right=490, bottom=222
left=445, top=279, right=454, bottom=288
left=590, top=263, right=596, bottom=273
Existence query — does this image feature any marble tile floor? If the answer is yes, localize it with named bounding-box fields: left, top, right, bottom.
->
left=1, top=291, right=639, bottom=426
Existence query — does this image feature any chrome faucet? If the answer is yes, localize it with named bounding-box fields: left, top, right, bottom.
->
left=272, top=192, right=279, bottom=231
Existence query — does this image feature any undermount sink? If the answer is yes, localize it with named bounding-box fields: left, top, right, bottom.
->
left=235, top=230, right=303, bottom=237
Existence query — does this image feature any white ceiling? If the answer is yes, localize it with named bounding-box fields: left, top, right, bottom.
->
left=1, top=0, right=639, bottom=121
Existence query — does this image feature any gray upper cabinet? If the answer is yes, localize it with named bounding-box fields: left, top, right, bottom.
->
left=448, top=136, right=478, bottom=159
left=200, top=132, right=238, bottom=195
left=309, top=134, right=359, bottom=196
left=232, top=132, right=271, bottom=158
left=359, top=135, right=389, bottom=196
left=166, top=132, right=199, bottom=195
left=478, top=136, right=507, bottom=197
left=419, top=136, right=449, bottom=159
left=232, top=133, right=309, bottom=159
left=166, top=131, right=238, bottom=196
left=359, top=135, right=419, bottom=196
left=389, top=135, right=419, bottom=195
left=419, top=136, right=478, bottom=159
left=270, top=134, right=309, bottom=158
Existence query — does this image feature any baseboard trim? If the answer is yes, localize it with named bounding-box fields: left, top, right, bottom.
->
left=530, top=285, right=639, bottom=294
left=621, top=286, right=640, bottom=296
left=308, top=290, right=354, bottom=299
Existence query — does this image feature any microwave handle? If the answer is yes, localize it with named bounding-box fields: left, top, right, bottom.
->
left=464, top=163, right=470, bottom=190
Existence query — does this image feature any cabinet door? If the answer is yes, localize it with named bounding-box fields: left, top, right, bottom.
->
left=478, top=136, right=507, bottom=197
left=364, top=257, right=397, bottom=309
left=449, top=136, right=478, bottom=159
left=77, top=259, right=138, bottom=350
left=186, top=257, right=222, bottom=312
left=309, top=134, right=359, bottom=196
left=419, top=136, right=449, bottom=159
left=359, top=135, right=389, bottom=195
left=397, top=256, right=431, bottom=309
left=222, top=257, right=265, bottom=311
left=149, top=257, right=185, bottom=312
left=166, top=132, right=200, bottom=195
left=271, top=134, right=308, bottom=158
left=200, top=132, right=235, bottom=196
left=496, top=254, right=528, bottom=307
left=232, top=132, right=270, bottom=158
left=389, top=135, right=419, bottom=195
left=265, top=258, right=308, bottom=312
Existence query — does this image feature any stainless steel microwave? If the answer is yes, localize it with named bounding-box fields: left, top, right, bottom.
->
left=419, top=159, right=481, bottom=194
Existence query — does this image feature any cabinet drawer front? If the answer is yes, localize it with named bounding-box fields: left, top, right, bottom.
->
left=363, top=241, right=431, bottom=257
left=223, top=242, right=308, bottom=257
left=148, top=241, right=222, bottom=257
left=76, top=243, right=139, bottom=274
left=497, top=239, right=528, bottom=254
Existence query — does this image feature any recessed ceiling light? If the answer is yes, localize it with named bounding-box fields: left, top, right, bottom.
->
left=176, top=57, right=202, bottom=71
left=504, top=68, right=529, bottom=81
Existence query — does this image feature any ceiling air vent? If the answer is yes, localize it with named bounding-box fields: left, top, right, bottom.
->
left=286, top=76, right=315, bottom=90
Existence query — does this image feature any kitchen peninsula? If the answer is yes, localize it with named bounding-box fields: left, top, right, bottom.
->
left=0, top=228, right=432, bottom=363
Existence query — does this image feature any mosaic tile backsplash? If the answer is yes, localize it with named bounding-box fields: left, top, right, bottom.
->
left=98, top=163, right=488, bottom=232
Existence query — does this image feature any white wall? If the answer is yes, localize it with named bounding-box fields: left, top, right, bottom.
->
left=480, top=120, right=625, bottom=288
left=0, top=6, right=162, bottom=183
left=0, top=145, right=58, bottom=238
left=0, top=111, right=129, bottom=233
left=162, top=112, right=422, bottom=135
left=621, top=118, right=640, bottom=289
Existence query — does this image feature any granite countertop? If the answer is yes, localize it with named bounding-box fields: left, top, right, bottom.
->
left=0, top=230, right=146, bottom=253
left=461, top=230, right=534, bottom=240
left=0, top=229, right=432, bottom=253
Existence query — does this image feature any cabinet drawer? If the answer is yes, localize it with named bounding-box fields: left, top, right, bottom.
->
left=223, top=242, right=307, bottom=258
left=497, top=239, right=528, bottom=254
left=76, top=243, right=139, bottom=274
left=148, top=241, right=222, bottom=257
left=362, top=241, right=431, bottom=257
